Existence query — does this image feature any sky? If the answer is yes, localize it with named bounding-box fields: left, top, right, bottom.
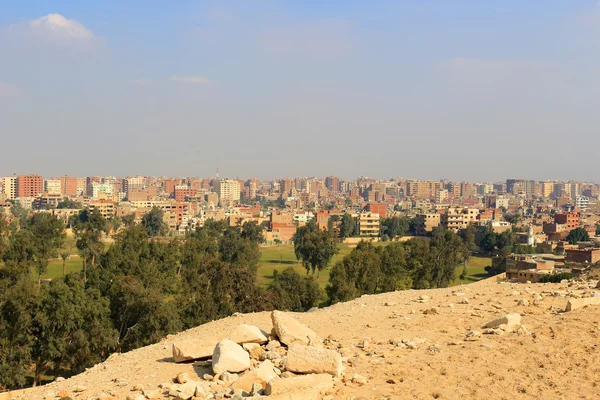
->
left=1, top=1, right=600, bottom=182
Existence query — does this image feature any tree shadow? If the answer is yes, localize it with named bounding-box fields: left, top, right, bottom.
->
left=264, top=260, right=296, bottom=265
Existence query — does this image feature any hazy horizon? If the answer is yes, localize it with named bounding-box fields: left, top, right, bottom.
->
left=2, top=1, right=600, bottom=181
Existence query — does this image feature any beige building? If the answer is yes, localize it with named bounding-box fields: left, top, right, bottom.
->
left=441, top=207, right=480, bottom=232
left=2, top=176, right=16, bottom=200
left=358, top=212, right=380, bottom=236
left=215, top=179, right=241, bottom=207
left=418, top=212, right=441, bottom=232
left=44, top=179, right=62, bottom=195
left=435, top=189, right=448, bottom=204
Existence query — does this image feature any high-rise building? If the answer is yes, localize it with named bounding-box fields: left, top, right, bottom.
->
left=325, top=176, right=340, bottom=192
left=91, top=182, right=113, bottom=199
left=16, top=175, right=43, bottom=198
left=76, top=177, right=87, bottom=195
left=214, top=179, right=241, bottom=206
left=124, top=176, right=144, bottom=194
left=44, top=179, right=62, bottom=195
left=57, top=176, right=78, bottom=196
left=2, top=176, right=16, bottom=200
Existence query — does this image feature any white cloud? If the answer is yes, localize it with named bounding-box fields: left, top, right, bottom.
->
left=169, top=76, right=213, bottom=84
left=0, top=82, right=21, bottom=97
left=128, top=78, right=153, bottom=86
left=29, top=13, right=94, bottom=40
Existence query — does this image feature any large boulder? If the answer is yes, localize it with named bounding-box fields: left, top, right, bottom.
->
left=483, top=313, right=521, bottom=329
left=229, top=324, right=268, bottom=344
left=265, top=373, right=333, bottom=396
left=286, top=344, right=343, bottom=377
left=271, top=311, right=318, bottom=346
left=212, top=339, right=251, bottom=375
left=565, top=296, right=600, bottom=311
left=172, top=340, right=217, bottom=363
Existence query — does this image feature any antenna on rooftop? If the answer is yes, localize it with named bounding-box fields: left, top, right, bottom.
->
left=216, top=168, right=220, bottom=179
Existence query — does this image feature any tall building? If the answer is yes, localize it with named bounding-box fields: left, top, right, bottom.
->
left=57, top=176, right=78, bottom=196
left=44, top=179, right=62, bottom=195
left=91, top=182, right=114, bottom=199
left=76, top=177, right=87, bottom=195
left=16, top=175, right=44, bottom=198
left=541, top=182, right=554, bottom=199
left=124, top=176, right=144, bottom=194
left=214, top=179, right=241, bottom=207
left=325, top=176, right=340, bottom=192
left=2, top=176, right=16, bottom=200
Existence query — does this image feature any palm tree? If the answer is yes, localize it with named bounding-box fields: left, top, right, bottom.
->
left=60, top=251, right=70, bottom=277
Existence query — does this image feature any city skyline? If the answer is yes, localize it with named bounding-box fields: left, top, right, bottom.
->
left=2, top=1, right=600, bottom=180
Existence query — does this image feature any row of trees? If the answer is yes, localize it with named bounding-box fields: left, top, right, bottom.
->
left=326, top=229, right=468, bottom=304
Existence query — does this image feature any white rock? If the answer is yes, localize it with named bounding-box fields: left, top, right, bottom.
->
left=484, top=313, right=521, bottom=329
left=286, top=344, right=343, bottom=377
left=212, top=339, right=251, bottom=375
left=271, top=311, right=318, bottom=346
left=229, top=324, right=269, bottom=344
left=172, top=340, right=217, bottom=363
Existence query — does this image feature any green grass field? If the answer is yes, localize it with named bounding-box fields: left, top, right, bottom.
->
left=450, top=254, right=491, bottom=286
left=31, top=242, right=493, bottom=288
left=258, top=244, right=493, bottom=289
left=42, top=256, right=84, bottom=280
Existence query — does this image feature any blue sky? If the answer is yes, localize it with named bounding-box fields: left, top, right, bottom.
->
left=1, top=1, right=599, bottom=181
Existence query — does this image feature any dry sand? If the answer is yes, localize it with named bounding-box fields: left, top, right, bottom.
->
left=10, top=276, right=600, bottom=400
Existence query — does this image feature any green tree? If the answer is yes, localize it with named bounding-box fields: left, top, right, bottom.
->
left=0, top=277, right=38, bottom=389
left=566, top=227, right=590, bottom=245
left=56, top=198, right=82, bottom=209
left=240, top=221, right=264, bottom=244
left=31, top=275, right=118, bottom=385
left=141, top=207, right=167, bottom=237
left=293, top=220, right=338, bottom=276
left=326, top=241, right=382, bottom=304
left=268, top=268, right=322, bottom=311
left=381, top=216, right=409, bottom=239
left=409, top=215, right=426, bottom=236
left=60, top=251, right=70, bottom=277
left=379, top=242, right=412, bottom=291
left=339, top=213, right=357, bottom=240
left=24, top=213, right=66, bottom=286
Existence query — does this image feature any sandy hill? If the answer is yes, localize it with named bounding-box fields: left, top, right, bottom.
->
left=7, top=275, right=600, bottom=400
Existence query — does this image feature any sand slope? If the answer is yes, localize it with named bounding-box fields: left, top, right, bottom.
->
left=11, top=275, right=600, bottom=400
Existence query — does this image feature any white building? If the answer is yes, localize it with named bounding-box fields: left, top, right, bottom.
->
left=91, top=182, right=114, bottom=199
left=215, top=179, right=241, bottom=206
left=293, top=211, right=315, bottom=224
left=576, top=196, right=590, bottom=211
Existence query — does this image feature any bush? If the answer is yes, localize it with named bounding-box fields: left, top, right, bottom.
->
left=539, top=272, right=573, bottom=283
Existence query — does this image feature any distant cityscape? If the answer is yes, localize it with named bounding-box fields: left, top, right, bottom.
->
left=1, top=174, right=597, bottom=243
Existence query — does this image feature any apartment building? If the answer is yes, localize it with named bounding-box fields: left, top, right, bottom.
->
left=44, top=179, right=62, bottom=195
left=91, top=182, right=114, bottom=199
left=554, top=213, right=580, bottom=230
left=2, top=176, right=16, bottom=200
left=16, top=175, right=43, bottom=198
left=214, top=179, right=241, bottom=207
left=358, top=212, right=380, bottom=236
left=441, top=208, right=480, bottom=232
